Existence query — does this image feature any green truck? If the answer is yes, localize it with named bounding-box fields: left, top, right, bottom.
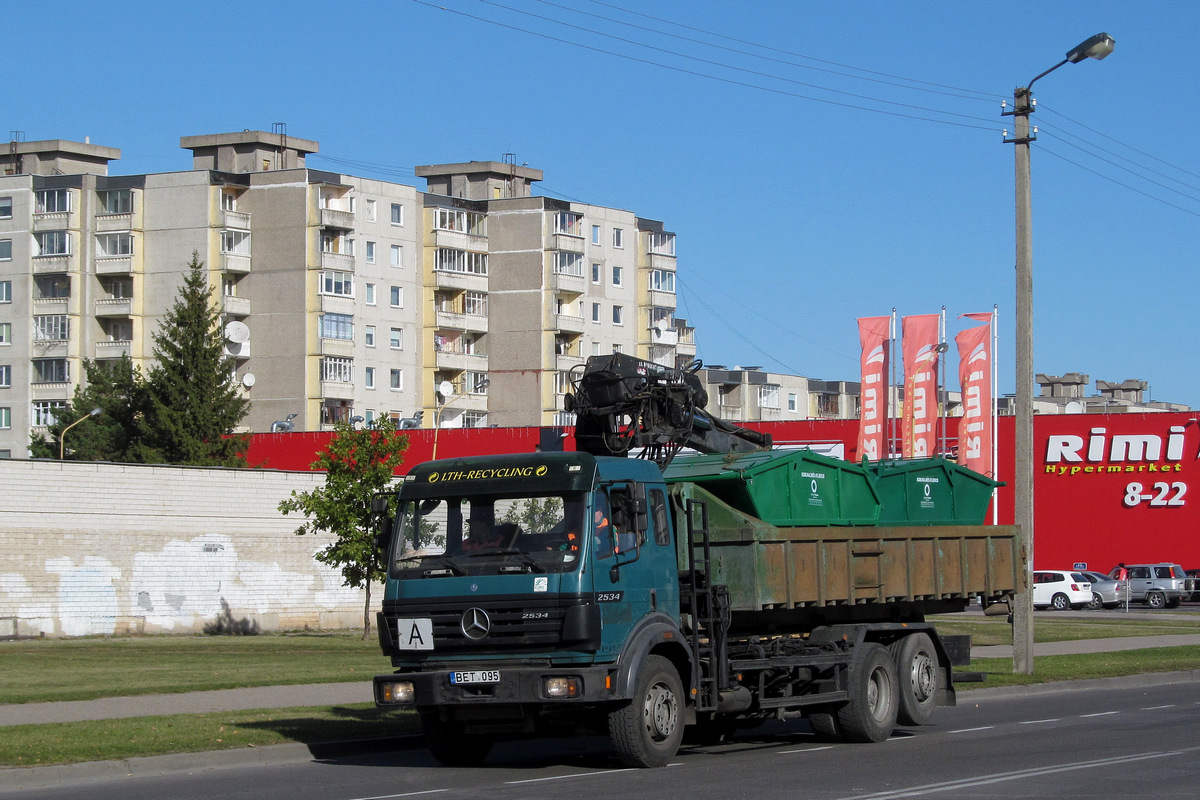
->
left=372, top=354, right=1021, bottom=767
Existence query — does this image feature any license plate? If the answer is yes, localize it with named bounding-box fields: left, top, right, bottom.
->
left=450, top=670, right=500, bottom=685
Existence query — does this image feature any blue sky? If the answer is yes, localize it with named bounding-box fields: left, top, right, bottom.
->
left=10, top=1, right=1199, bottom=406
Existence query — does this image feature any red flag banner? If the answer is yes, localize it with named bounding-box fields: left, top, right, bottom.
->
left=956, top=320, right=993, bottom=475
left=856, top=316, right=891, bottom=461
left=901, top=314, right=940, bottom=458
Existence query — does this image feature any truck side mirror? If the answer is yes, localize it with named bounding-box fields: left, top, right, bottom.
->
left=371, top=495, right=394, bottom=553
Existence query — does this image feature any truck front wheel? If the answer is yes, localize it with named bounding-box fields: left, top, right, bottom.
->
left=836, top=643, right=899, bottom=743
left=421, top=712, right=493, bottom=767
left=890, top=632, right=939, bottom=726
left=609, top=655, right=685, bottom=767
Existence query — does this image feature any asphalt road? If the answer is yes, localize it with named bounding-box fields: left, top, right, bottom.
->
left=4, top=673, right=1198, bottom=800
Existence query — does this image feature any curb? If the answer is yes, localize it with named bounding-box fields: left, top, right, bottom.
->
left=958, top=667, right=1200, bottom=701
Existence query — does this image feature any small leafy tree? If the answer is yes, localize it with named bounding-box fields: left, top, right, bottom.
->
left=503, top=497, right=563, bottom=535
left=133, top=252, right=249, bottom=466
left=279, top=417, right=410, bottom=638
left=30, top=355, right=146, bottom=461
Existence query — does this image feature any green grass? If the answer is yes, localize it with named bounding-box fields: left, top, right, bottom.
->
left=0, top=704, right=421, bottom=769
left=0, top=632, right=384, bottom=704
left=965, top=646, right=1200, bottom=690
left=930, top=615, right=1200, bottom=647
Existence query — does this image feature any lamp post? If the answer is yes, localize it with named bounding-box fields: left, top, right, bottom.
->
left=59, top=407, right=102, bottom=460
left=431, top=378, right=489, bottom=460
left=1004, top=32, right=1114, bottom=675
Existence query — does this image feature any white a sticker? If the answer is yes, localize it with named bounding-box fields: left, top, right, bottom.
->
left=396, top=618, right=434, bottom=650
left=534, top=576, right=549, bottom=593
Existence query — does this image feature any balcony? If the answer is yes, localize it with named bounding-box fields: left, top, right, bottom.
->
left=553, top=271, right=586, bottom=295
left=319, top=208, right=355, bottom=230
left=95, top=340, right=132, bottom=359
left=33, top=340, right=69, bottom=358
left=435, top=350, right=488, bottom=372
left=321, top=380, right=354, bottom=400
left=649, top=252, right=676, bottom=270
left=34, top=297, right=71, bottom=315
left=433, top=228, right=475, bottom=251
left=550, top=233, right=585, bottom=254
left=32, top=211, right=76, bottom=232
left=31, top=382, right=72, bottom=401
left=221, top=295, right=251, bottom=317
left=435, top=310, right=488, bottom=333
left=95, top=213, right=137, bottom=233
left=95, top=255, right=134, bottom=275
left=433, top=269, right=488, bottom=293
left=225, top=340, right=251, bottom=359
left=33, top=254, right=78, bottom=274
left=647, top=289, right=677, bottom=309
left=556, top=353, right=585, bottom=372
left=319, top=294, right=355, bottom=315
left=95, top=297, right=133, bottom=317
left=320, top=251, right=355, bottom=272
left=555, top=313, right=586, bottom=334
left=222, top=252, right=251, bottom=274
left=222, top=209, right=251, bottom=230
left=647, top=326, right=679, bottom=347
left=319, top=337, right=354, bottom=357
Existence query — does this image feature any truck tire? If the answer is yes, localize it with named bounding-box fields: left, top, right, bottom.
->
left=421, top=712, right=493, bottom=767
left=609, top=655, right=685, bottom=767
left=806, top=710, right=843, bottom=741
left=835, top=643, right=899, bottom=743
left=890, top=632, right=939, bottom=726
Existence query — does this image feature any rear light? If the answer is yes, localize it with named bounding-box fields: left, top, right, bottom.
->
left=1071, top=584, right=1080, bottom=591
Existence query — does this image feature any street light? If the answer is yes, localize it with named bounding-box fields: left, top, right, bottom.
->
left=1004, top=32, right=1114, bottom=675
left=59, top=407, right=102, bottom=460
left=431, top=377, right=490, bottom=460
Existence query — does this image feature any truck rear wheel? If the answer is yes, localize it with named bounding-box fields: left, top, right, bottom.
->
left=421, top=712, right=493, bottom=767
left=836, top=643, right=899, bottom=743
left=807, top=710, right=843, bottom=741
left=890, top=632, right=939, bottom=726
left=609, top=655, right=684, bottom=767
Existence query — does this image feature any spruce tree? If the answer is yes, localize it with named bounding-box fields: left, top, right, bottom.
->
left=133, top=252, right=249, bottom=466
left=30, top=354, right=145, bottom=461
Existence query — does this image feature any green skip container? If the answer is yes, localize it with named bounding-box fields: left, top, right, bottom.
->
left=867, top=457, right=1001, bottom=526
left=662, top=449, right=882, bottom=527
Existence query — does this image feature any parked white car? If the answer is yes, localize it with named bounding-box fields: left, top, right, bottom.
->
left=1032, top=570, right=1092, bottom=610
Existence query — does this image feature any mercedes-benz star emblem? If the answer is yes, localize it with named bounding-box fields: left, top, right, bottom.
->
left=461, top=607, right=491, bottom=640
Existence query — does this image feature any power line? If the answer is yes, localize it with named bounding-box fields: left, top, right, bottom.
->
left=1038, top=145, right=1200, bottom=219
left=1039, top=104, right=1200, bottom=183
left=1037, top=129, right=1200, bottom=206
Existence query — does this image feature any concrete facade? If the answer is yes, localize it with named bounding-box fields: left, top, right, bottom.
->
left=0, top=459, right=370, bottom=638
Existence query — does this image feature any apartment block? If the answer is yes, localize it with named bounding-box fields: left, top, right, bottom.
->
left=0, top=132, right=697, bottom=456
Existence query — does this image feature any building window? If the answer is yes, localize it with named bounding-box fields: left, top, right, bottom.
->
left=103, top=319, right=132, bottom=342
left=364, top=366, right=375, bottom=389
left=612, top=228, right=623, bottom=248
left=34, top=231, right=70, bottom=256
left=649, top=232, right=676, bottom=256
left=0, top=408, right=9, bottom=430
left=366, top=241, right=376, bottom=263
left=365, top=325, right=376, bottom=347
left=649, top=269, right=675, bottom=293
left=366, top=199, right=376, bottom=222
left=35, top=189, right=70, bottom=214
left=390, top=286, right=403, bottom=308
left=0, top=240, right=10, bottom=261
left=0, top=365, right=9, bottom=387
left=592, top=302, right=600, bottom=323
left=0, top=281, right=9, bottom=302
left=390, top=369, right=403, bottom=390
left=553, top=211, right=582, bottom=236
left=99, top=189, right=132, bottom=215
left=34, top=275, right=69, bottom=299
left=390, top=203, right=404, bottom=226
left=390, top=244, right=403, bottom=268
left=759, top=384, right=780, bottom=409
left=435, top=248, right=487, bottom=275
left=221, top=230, right=250, bottom=255
left=464, top=291, right=487, bottom=316
left=591, top=224, right=600, bottom=245
left=221, top=191, right=237, bottom=211
left=319, top=271, right=354, bottom=297
left=788, top=393, right=798, bottom=412
left=33, top=358, right=69, bottom=383
left=390, top=327, right=403, bottom=350
left=0, top=323, right=10, bottom=344
left=365, top=283, right=376, bottom=306
left=96, top=232, right=134, bottom=257
left=612, top=266, right=623, bottom=286
left=34, top=315, right=70, bottom=341
left=320, top=313, right=354, bottom=340
left=321, top=356, right=353, bottom=383
left=434, top=208, right=465, bottom=232
left=591, top=262, right=601, bottom=284
left=0, top=196, right=11, bottom=219
left=612, top=305, right=623, bottom=325
left=462, top=410, right=488, bottom=428
left=465, top=371, right=489, bottom=394
left=33, top=401, right=66, bottom=427
left=553, top=251, right=583, bottom=276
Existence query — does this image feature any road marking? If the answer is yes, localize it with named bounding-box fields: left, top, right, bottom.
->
left=1019, top=718, right=1060, bottom=725
left=345, top=791, right=449, bottom=800
left=1081, top=711, right=1120, bottom=718
left=830, top=746, right=1200, bottom=800
left=1141, top=705, right=1175, bottom=710
left=947, top=726, right=994, bottom=734
left=506, top=769, right=637, bottom=784
left=778, top=745, right=835, bottom=754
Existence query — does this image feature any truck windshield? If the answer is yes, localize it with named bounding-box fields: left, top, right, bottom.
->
left=389, top=492, right=585, bottom=578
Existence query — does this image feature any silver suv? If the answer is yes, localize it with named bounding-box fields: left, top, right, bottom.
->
left=1107, top=563, right=1192, bottom=609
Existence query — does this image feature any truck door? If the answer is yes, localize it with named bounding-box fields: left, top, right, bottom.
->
left=590, top=485, right=677, bottom=657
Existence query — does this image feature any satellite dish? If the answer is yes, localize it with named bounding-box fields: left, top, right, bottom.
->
left=437, top=380, right=454, bottom=400
left=224, top=321, right=250, bottom=343
left=241, top=372, right=256, bottom=388
left=1065, top=401, right=1084, bottom=414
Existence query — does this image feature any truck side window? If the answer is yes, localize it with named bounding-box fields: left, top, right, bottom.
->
left=650, top=489, right=669, bottom=547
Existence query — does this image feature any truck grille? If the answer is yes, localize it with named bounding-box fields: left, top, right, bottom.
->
left=382, top=596, right=580, bottom=652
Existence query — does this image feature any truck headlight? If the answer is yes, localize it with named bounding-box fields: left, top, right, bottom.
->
left=544, top=676, right=581, bottom=698
left=378, top=680, right=415, bottom=704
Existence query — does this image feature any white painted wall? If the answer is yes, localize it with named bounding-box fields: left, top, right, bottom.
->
left=0, top=460, right=375, bottom=638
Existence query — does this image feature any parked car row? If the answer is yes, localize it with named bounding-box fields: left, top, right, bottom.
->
left=1035, top=563, right=1197, bottom=610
